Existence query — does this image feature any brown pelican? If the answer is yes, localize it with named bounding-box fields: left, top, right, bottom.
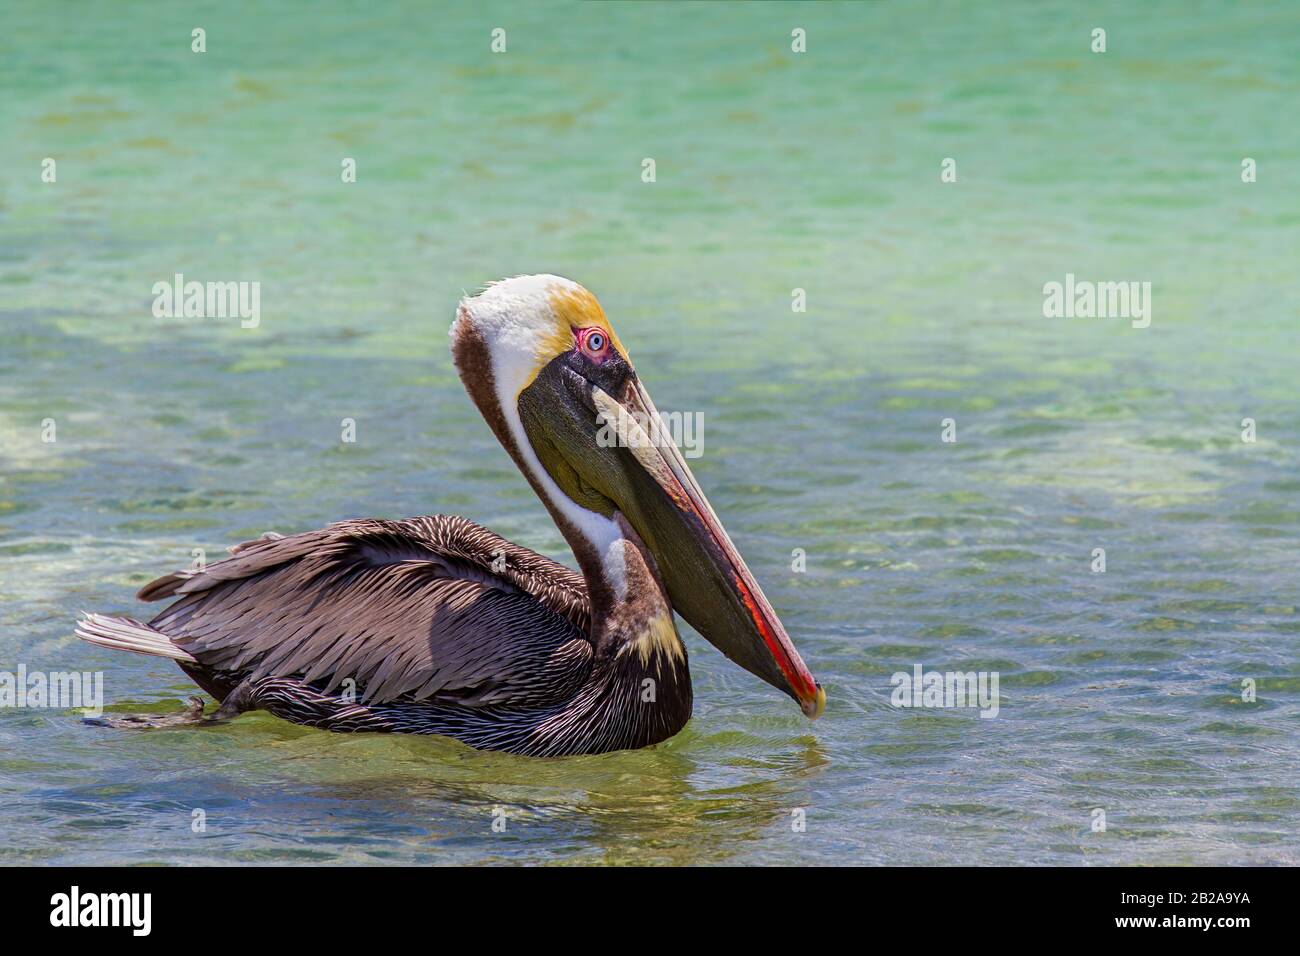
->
left=77, top=275, right=824, bottom=756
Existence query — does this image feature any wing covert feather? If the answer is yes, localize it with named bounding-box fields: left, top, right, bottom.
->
left=144, top=516, right=593, bottom=707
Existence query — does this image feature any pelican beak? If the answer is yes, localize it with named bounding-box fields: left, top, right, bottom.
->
left=518, top=357, right=824, bottom=719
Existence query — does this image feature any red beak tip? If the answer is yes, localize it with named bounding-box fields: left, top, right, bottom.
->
left=800, top=683, right=826, bottom=719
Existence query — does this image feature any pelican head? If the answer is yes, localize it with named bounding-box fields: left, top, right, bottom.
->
left=450, top=274, right=823, bottom=718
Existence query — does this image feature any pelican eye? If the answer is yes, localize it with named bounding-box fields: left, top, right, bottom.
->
left=578, top=328, right=608, bottom=356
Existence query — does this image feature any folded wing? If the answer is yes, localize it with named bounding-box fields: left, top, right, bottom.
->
left=142, top=515, right=593, bottom=708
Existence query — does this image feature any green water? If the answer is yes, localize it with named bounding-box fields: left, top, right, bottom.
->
left=1, top=1, right=1298, bottom=864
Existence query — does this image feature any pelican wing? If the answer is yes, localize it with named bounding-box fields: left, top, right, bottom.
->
left=140, top=516, right=593, bottom=707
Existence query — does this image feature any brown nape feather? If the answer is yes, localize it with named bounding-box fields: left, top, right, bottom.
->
left=450, top=316, right=617, bottom=615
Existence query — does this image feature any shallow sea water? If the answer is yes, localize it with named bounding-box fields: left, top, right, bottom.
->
left=1, top=1, right=1297, bottom=864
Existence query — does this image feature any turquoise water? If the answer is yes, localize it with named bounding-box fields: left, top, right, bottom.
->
left=1, top=0, right=1298, bottom=864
